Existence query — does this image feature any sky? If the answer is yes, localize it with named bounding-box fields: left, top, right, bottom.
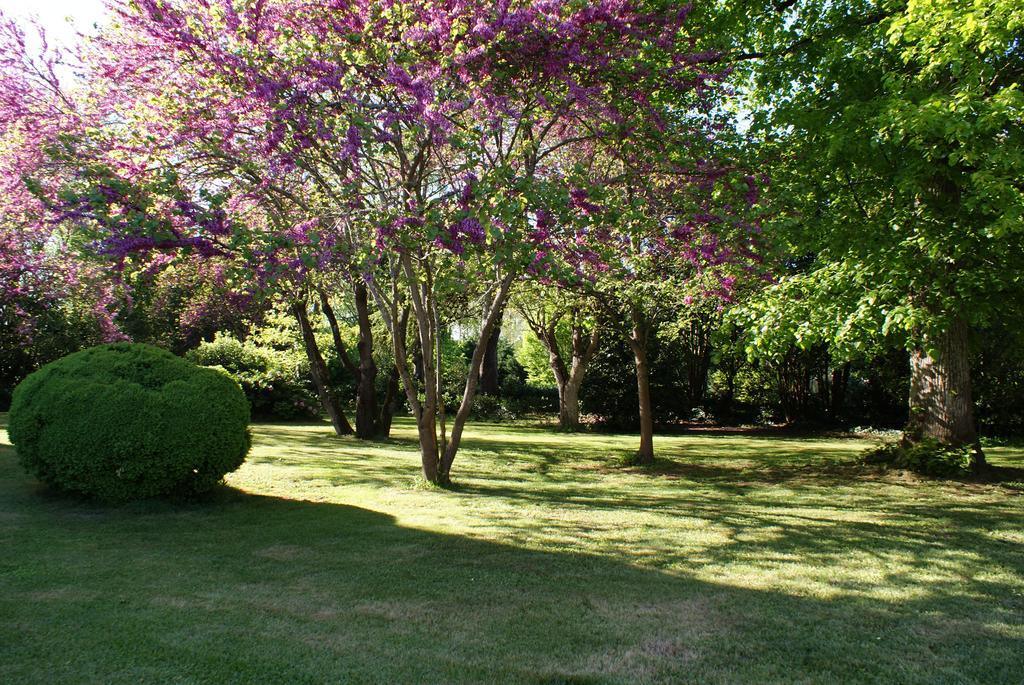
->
left=0, top=0, right=108, bottom=49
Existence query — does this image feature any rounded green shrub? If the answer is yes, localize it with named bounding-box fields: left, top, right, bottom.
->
left=8, top=343, right=250, bottom=502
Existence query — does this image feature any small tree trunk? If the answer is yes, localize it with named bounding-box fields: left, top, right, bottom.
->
left=905, top=317, right=984, bottom=467
left=365, top=259, right=436, bottom=479
left=439, top=274, right=514, bottom=481
left=544, top=333, right=572, bottom=430
left=377, top=307, right=408, bottom=439
left=397, top=253, right=446, bottom=483
left=293, top=300, right=353, bottom=436
left=352, top=283, right=381, bottom=439
left=629, top=306, right=655, bottom=465
left=478, top=305, right=504, bottom=396
left=378, top=365, right=401, bottom=437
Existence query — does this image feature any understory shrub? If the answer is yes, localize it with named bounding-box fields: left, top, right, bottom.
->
left=8, top=343, right=251, bottom=502
left=187, top=334, right=320, bottom=420
left=471, top=386, right=559, bottom=420
left=863, top=439, right=980, bottom=477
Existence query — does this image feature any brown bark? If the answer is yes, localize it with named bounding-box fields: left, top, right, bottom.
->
left=366, top=247, right=512, bottom=483
left=352, top=283, right=381, bottom=438
left=557, top=323, right=600, bottom=431
left=683, top=315, right=715, bottom=414
left=629, top=306, right=655, bottom=465
left=401, top=256, right=442, bottom=482
left=377, top=307, right=408, bottom=438
left=293, top=300, right=353, bottom=436
left=319, top=290, right=358, bottom=378
left=523, top=310, right=600, bottom=432
left=438, top=274, right=515, bottom=482
left=478, top=304, right=504, bottom=396
left=321, top=287, right=396, bottom=439
left=905, top=317, right=983, bottom=466
left=364, top=252, right=441, bottom=482
left=559, top=379, right=581, bottom=429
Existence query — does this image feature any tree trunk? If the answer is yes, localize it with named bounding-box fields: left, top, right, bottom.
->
left=293, top=300, right=353, bottom=436
left=352, top=283, right=381, bottom=439
left=829, top=362, right=851, bottom=419
left=416, top=404, right=441, bottom=482
left=378, top=364, right=401, bottom=437
left=559, top=378, right=581, bottom=429
left=478, top=304, right=504, bottom=396
left=905, top=317, right=983, bottom=467
left=409, top=295, right=441, bottom=480
left=377, top=307, right=408, bottom=438
left=683, top=315, right=715, bottom=415
left=526, top=315, right=599, bottom=432
left=320, top=290, right=359, bottom=380
left=541, top=326, right=572, bottom=430
left=439, top=274, right=515, bottom=482
left=629, top=306, right=655, bottom=465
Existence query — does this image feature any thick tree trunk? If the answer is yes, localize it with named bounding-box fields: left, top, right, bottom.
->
left=293, top=300, right=353, bottom=436
left=478, top=304, right=504, bottom=396
left=629, top=307, right=655, bottom=465
left=559, top=379, right=581, bottom=430
left=352, top=283, right=381, bottom=439
left=905, top=317, right=983, bottom=467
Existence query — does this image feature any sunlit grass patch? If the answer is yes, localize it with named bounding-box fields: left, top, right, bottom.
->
left=2, top=415, right=1023, bottom=684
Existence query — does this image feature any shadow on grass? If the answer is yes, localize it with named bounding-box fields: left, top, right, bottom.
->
left=2, top=477, right=1022, bottom=685
left=5, top=416, right=1023, bottom=682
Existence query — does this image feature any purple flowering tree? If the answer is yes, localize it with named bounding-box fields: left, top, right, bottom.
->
left=0, top=12, right=125, bottom=347
left=8, top=0, right=753, bottom=483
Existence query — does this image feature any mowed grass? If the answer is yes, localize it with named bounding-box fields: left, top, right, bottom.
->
left=2, top=415, right=1023, bottom=684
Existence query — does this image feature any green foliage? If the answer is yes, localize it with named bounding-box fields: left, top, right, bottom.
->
left=514, top=329, right=556, bottom=387
left=581, top=330, right=640, bottom=428
left=0, top=296, right=111, bottom=411
left=440, top=335, right=471, bottom=409
left=7, top=343, right=250, bottom=501
left=733, top=0, right=1024, bottom=358
left=974, top=327, right=1024, bottom=436
left=494, top=338, right=529, bottom=396
left=864, top=438, right=981, bottom=477
left=582, top=325, right=701, bottom=428
left=454, top=336, right=554, bottom=418
left=117, top=260, right=252, bottom=355
left=470, top=386, right=558, bottom=421
left=187, top=333, right=320, bottom=421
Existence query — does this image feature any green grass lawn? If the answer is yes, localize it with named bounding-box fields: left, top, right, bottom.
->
left=2, top=415, right=1023, bottom=684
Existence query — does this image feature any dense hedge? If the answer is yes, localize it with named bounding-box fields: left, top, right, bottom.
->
left=186, top=334, right=323, bottom=420
left=8, top=343, right=250, bottom=501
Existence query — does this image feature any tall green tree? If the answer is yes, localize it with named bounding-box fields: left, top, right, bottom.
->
left=730, top=0, right=1024, bottom=465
